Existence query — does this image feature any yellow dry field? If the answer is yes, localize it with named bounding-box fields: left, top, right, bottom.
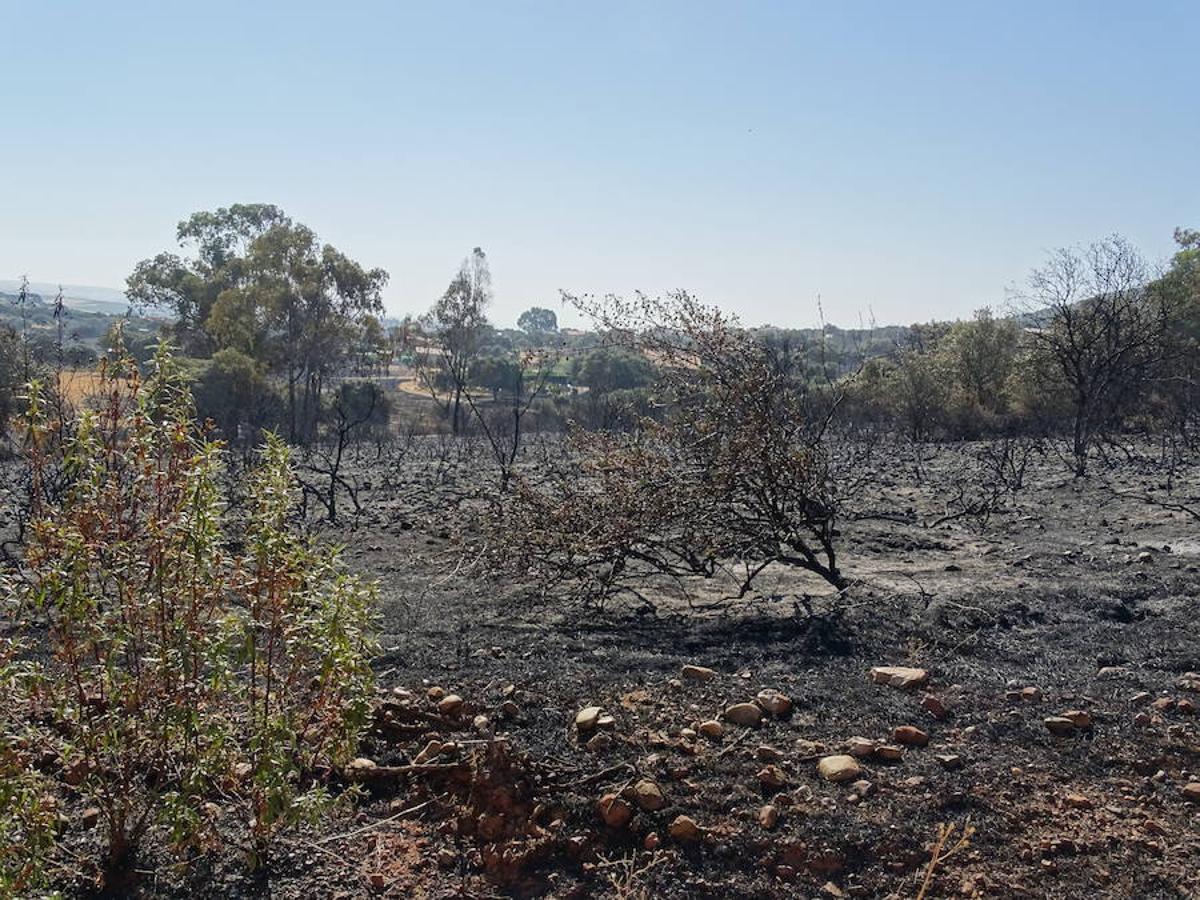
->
left=52, top=370, right=108, bottom=405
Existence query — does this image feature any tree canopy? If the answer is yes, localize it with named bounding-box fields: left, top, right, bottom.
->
left=126, top=205, right=387, bottom=441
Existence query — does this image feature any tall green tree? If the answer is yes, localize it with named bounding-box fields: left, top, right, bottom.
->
left=945, top=307, right=1021, bottom=416
left=126, top=205, right=387, bottom=442
left=517, top=306, right=558, bottom=336
left=127, top=203, right=289, bottom=354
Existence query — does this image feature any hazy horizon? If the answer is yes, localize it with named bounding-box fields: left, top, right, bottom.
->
left=3, top=1, right=1197, bottom=329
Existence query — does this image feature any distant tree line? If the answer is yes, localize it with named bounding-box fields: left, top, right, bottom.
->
left=3, top=218, right=1196, bottom=483
left=839, top=231, right=1200, bottom=474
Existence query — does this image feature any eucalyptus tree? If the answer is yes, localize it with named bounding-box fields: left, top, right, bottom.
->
left=126, top=204, right=387, bottom=442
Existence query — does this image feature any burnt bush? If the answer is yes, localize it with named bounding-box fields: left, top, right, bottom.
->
left=482, top=293, right=849, bottom=611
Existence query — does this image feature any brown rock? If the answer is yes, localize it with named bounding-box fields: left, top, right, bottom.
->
left=80, top=806, right=101, bottom=829
left=1182, top=783, right=1200, bottom=802
left=870, top=666, right=929, bottom=690
left=1178, top=698, right=1196, bottom=715
left=756, top=690, right=793, bottom=717
left=681, top=664, right=717, bottom=682
left=724, top=702, right=763, bottom=726
left=756, top=745, right=783, bottom=761
left=575, top=706, right=603, bottom=732
left=1062, top=710, right=1092, bottom=729
left=597, top=793, right=633, bottom=827
left=758, top=804, right=779, bottom=829
left=437, top=694, right=464, bottom=715
left=1150, top=697, right=1175, bottom=713
left=1021, top=686, right=1043, bottom=703
left=817, top=755, right=862, bottom=783
left=875, top=744, right=905, bottom=762
left=846, top=737, right=876, bottom=758
left=632, top=780, right=666, bottom=811
left=935, top=753, right=964, bottom=770
left=757, top=765, right=788, bottom=788
left=893, top=725, right=930, bottom=747
left=426, top=686, right=445, bottom=701
left=669, top=815, right=702, bottom=841
left=699, top=720, right=724, bottom=738
left=1063, top=793, right=1093, bottom=810
left=851, top=779, right=874, bottom=797
left=921, top=694, right=949, bottom=720
left=345, top=757, right=378, bottom=779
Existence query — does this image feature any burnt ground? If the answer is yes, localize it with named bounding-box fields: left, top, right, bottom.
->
left=29, top=439, right=1200, bottom=898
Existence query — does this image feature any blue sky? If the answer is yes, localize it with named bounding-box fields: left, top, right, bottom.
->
left=2, top=1, right=1196, bottom=327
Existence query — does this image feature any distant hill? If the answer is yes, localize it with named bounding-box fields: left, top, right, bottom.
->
left=0, top=280, right=146, bottom=316
left=0, top=284, right=164, bottom=353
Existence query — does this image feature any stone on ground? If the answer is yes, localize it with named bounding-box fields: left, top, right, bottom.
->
left=669, top=815, right=702, bottom=841
left=870, top=666, right=929, bottom=690
left=597, top=793, right=633, bottom=827
left=575, top=706, right=603, bottom=731
left=818, top=754, right=862, bottom=783
left=632, top=779, right=666, bottom=811
left=724, top=702, right=763, bottom=726
left=893, top=725, right=930, bottom=747
left=756, top=689, right=793, bottom=716
left=681, top=664, right=717, bottom=682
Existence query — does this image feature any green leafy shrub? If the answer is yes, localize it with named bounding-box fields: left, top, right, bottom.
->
left=20, top=345, right=377, bottom=881
left=237, top=431, right=377, bottom=862
left=0, top=635, right=57, bottom=896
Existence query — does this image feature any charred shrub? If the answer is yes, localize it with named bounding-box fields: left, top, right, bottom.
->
left=483, top=293, right=847, bottom=611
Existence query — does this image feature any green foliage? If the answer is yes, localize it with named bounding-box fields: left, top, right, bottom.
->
left=517, top=306, right=558, bottom=335
left=471, top=355, right=521, bottom=398
left=193, top=347, right=285, bottom=443
left=944, top=308, right=1020, bottom=417
left=325, top=380, right=391, bottom=442
left=127, top=205, right=388, bottom=442
left=569, top=347, right=655, bottom=394
left=0, top=635, right=57, bottom=896
left=0, top=325, right=24, bottom=437
left=26, top=347, right=229, bottom=869
left=842, top=309, right=1024, bottom=440
left=19, top=346, right=377, bottom=879
left=238, top=433, right=377, bottom=859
